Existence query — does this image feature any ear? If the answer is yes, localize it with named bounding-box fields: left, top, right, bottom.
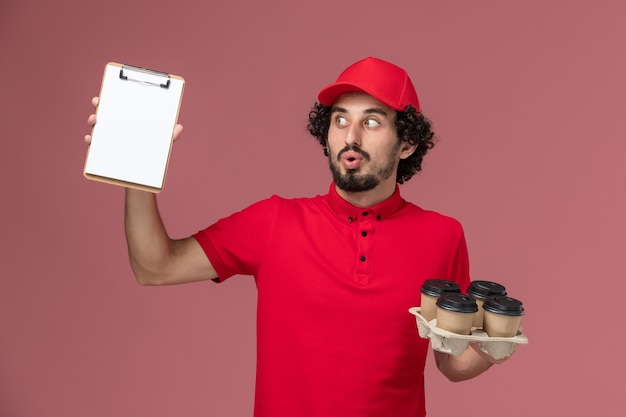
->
left=399, top=142, right=418, bottom=160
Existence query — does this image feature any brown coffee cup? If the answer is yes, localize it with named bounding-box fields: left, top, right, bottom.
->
left=466, top=280, right=507, bottom=328
left=482, top=296, right=524, bottom=337
left=420, top=279, right=461, bottom=321
left=435, top=293, right=478, bottom=335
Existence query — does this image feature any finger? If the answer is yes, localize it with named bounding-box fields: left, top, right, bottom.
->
left=87, top=114, right=97, bottom=127
left=172, top=123, right=183, bottom=142
left=92, top=96, right=99, bottom=108
left=84, top=134, right=92, bottom=145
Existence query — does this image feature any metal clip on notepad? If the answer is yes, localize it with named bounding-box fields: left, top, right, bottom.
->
left=119, top=65, right=171, bottom=89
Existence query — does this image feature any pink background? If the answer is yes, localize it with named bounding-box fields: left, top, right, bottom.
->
left=2, top=0, right=625, bottom=416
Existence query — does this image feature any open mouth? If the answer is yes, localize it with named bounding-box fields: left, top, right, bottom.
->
left=341, top=151, right=364, bottom=169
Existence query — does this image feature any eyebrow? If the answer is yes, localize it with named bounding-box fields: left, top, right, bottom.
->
left=331, top=106, right=389, bottom=117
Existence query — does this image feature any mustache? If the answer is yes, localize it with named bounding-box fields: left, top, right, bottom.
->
left=337, top=145, right=370, bottom=161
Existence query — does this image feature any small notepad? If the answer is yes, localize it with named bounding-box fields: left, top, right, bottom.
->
left=84, top=62, right=185, bottom=192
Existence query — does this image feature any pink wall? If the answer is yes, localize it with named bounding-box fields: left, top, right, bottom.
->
left=2, top=0, right=625, bottom=415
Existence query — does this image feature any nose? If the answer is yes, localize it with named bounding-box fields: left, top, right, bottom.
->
left=344, top=124, right=361, bottom=147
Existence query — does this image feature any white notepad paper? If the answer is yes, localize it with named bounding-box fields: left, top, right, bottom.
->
left=84, top=62, right=185, bottom=192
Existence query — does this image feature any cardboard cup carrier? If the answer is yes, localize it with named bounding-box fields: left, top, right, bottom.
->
left=410, top=280, right=528, bottom=360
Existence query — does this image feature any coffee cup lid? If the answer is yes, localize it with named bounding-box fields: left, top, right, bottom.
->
left=420, top=279, right=461, bottom=297
left=467, top=280, right=507, bottom=300
left=435, top=293, right=478, bottom=313
left=483, top=296, right=525, bottom=316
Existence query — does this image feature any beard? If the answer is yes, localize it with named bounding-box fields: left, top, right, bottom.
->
left=329, top=145, right=398, bottom=193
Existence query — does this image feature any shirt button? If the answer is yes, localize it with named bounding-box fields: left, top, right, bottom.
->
left=348, top=216, right=353, bottom=223
left=362, top=211, right=368, bottom=216
left=361, top=231, right=367, bottom=237
left=360, top=256, right=366, bottom=262
left=376, top=215, right=381, bottom=221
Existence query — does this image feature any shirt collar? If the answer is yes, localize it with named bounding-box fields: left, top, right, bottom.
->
left=327, top=182, right=405, bottom=223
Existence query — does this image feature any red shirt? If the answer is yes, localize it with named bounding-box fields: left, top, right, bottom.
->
left=193, top=183, right=470, bottom=417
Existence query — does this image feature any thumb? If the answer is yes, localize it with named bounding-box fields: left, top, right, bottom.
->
left=173, top=124, right=183, bottom=142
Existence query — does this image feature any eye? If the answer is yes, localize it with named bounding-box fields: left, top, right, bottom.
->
left=335, top=115, right=348, bottom=126
left=364, top=118, right=381, bottom=128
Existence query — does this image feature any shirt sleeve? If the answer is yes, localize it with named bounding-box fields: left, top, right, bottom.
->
left=192, top=195, right=283, bottom=282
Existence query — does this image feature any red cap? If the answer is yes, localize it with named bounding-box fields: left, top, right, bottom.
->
left=318, top=57, right=420, bottom=111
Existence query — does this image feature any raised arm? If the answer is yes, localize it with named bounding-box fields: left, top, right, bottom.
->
left=124, top=189, right=217, bottom=285
left=86, top=97, right=217, bottom=285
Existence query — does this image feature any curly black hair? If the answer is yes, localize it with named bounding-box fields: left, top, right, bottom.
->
left=307, top=103, right=436, bottom=184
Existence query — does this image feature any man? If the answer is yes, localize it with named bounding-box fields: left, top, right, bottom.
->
left=85, top=57, right=503, bottom=417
